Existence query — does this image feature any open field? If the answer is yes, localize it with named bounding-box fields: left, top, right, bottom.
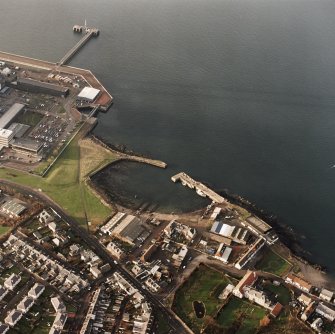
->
left=79, top=137, right=118, bottom=178
left=173, top=265, right=229, bottom=333
left=255, top=247, right=292, bottom=276
left=215, top=296, right=267, bottom=334
left=0, top=124, right=117, bottom=226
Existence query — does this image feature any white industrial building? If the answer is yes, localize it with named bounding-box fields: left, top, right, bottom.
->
left=77, top=86, right=100, bottom=103
left=211, top=221, right=249, bottom=244
left=319, top=288, right=334, bottom=303
left=0, top=128, right=14, bottom=148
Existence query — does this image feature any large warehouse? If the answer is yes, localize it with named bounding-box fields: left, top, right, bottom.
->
left=12, top=138, right=43, bottom=156
left=0, top=103, right=25, bottom=129
left=16, top=78, right=69, bottom=97
left=77, top=86, right=100, bottom=103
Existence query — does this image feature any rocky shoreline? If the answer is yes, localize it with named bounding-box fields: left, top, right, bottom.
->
left=217, top=188, right=327, bottom=273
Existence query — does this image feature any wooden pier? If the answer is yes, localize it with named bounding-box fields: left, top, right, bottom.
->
left=171, top=172, right=227, bottom=203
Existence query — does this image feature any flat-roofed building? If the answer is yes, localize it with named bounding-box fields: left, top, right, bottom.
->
left=39, top=210, right=54, bottom=224
left=245, top=216, right=272, bottom=234
left=0, top=103, right=25, bottom=129
left=112, top=214, right=147, bottom=245
left=12, top=138, right=43, bottom=156
left=319, top=288, right=334, bottom=302
left=106, top=241, right=123, bottom=259
left=16, top=78, right=69, bottom=97
left=211, top=222, right=235, bottom=237
left=316, top=302, right=335, bottom=321
left=298, top=294, right=312, bottom=306
left=77, top=87, right=100, bottom=103
left=100, top=212, right=126, bottom=235
left=0, top=199, right=26, bottom=218
left=0, top=128, right=14, bottom=148
left=214, top=245, right=232, bottom=264
left=7, top=123, right=30, bottom=138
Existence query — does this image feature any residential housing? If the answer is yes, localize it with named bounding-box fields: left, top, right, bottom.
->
left=4, top=274, right=21, bottom=291
left=285, top=274, right=312, bottom=293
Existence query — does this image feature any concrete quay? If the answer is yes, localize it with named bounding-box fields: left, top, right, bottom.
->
left=0, top=51, right=113, bottom=111
left=171, top=172, right=227, bottom=203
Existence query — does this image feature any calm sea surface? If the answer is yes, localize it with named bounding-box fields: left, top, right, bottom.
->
left=1, top=0, right=335, bottom=270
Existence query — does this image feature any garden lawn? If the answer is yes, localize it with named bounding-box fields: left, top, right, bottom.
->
left=216, top=296, right=267, bottom=334
left=255, top=247, right=292, bottom=276
left=173, top=265, right=229, bottom=333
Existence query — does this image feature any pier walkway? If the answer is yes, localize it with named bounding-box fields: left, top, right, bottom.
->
left=58, top=30, right=94, bottom=66
left=171, top=172, right=227, bottom=203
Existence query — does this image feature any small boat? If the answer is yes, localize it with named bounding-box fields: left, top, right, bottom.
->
left=196, top=188, right=206, bottom=197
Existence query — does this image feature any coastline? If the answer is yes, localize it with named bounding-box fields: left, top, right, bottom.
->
left=0, top=47, right=333, bottom=291
left=85, top=137, right=335, bottom=288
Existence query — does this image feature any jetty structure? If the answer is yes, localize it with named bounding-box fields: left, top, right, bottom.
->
left=59, top=20, right=99, bottom=66
left=171, top=172, right=227, bottom=203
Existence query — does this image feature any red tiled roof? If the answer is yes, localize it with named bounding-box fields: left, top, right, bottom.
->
left=271, top=302, right=283, bottom=317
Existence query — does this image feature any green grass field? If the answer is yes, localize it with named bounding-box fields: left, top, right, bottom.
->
left=0, top=225, right=10, bottom=235
left=263, top=282, right=291, bottom=305
left=173, top=265, right=229, bottom=333
left=0, top=124, right=117, bottom=226
left=255, top=248, right=292, bottom=276
left=216, top=296, right=267, bottom=334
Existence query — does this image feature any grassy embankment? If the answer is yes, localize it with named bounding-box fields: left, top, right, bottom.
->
left=255, top=247, right=292, bottom=276
left=0, top=124, right=118, bottom=227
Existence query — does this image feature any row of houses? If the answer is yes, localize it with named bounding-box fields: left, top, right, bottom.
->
left=49, top=296, right=67, bottom=334
left=108, top=273, right=153, bottom=334
left=286, top=273, right=335, bottom=332
left=4, top=234, right=88, bottom=294
left=3, top=283, right=45, bottom=330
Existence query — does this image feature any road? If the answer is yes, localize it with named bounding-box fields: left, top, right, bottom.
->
left=0, top=180, right=191, bottom=334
